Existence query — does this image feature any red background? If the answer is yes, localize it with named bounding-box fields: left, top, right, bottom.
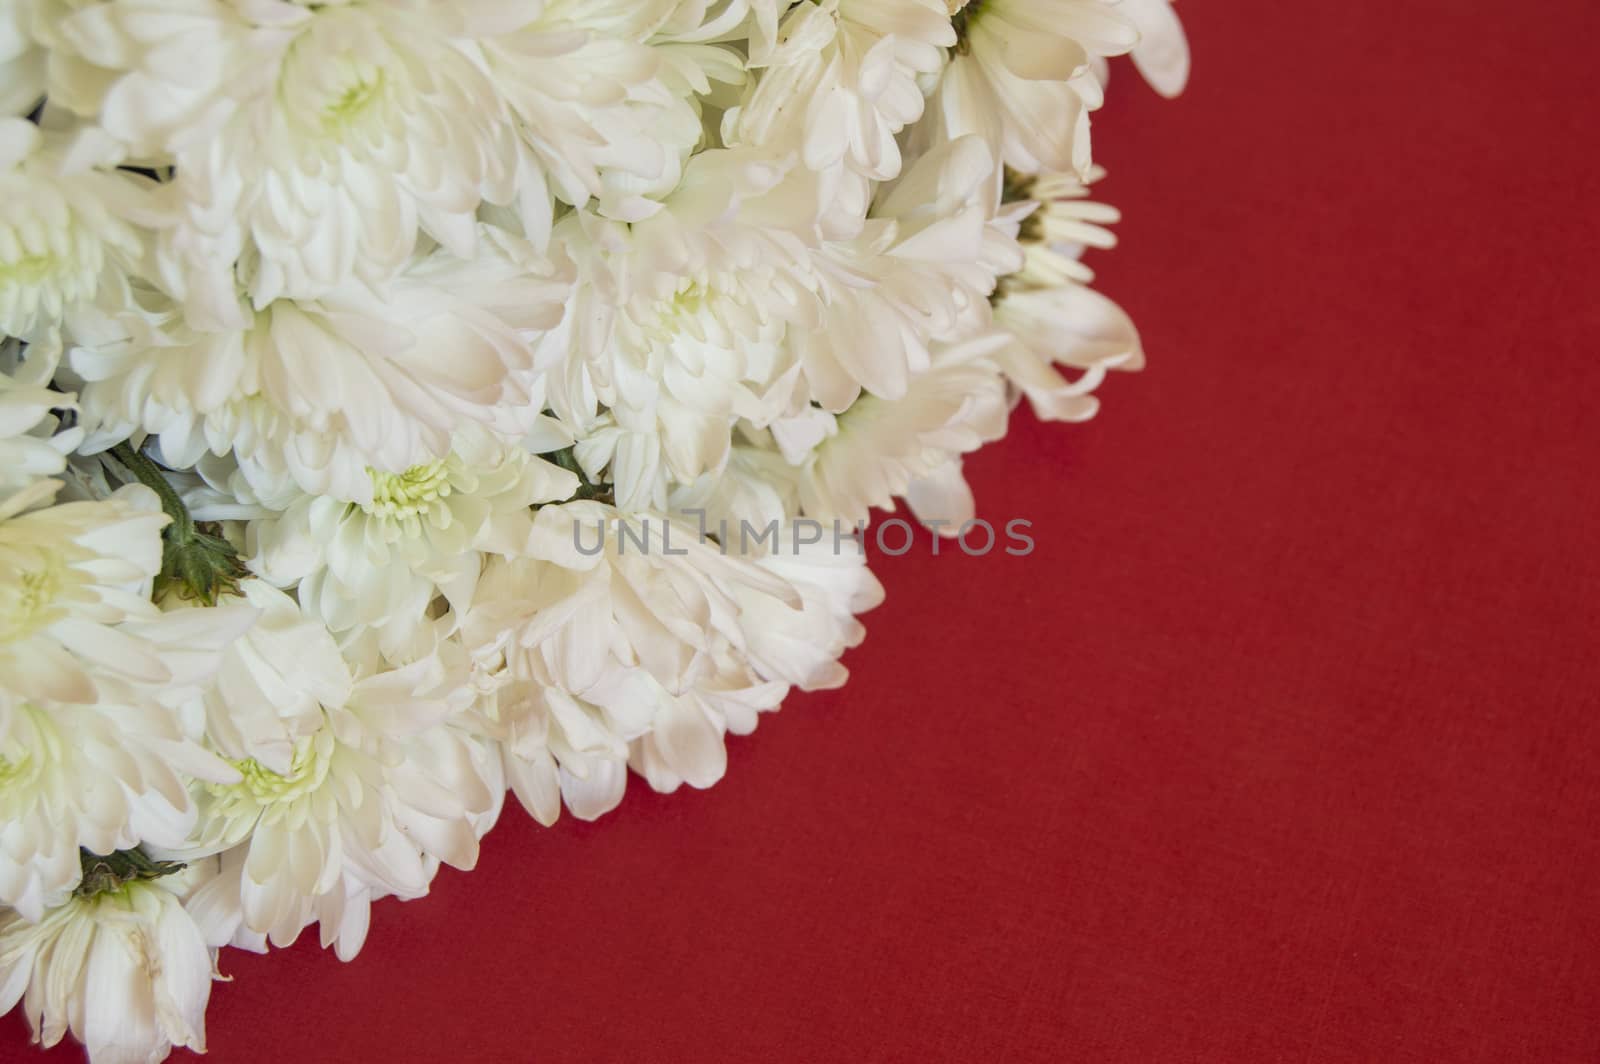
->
left=12, top=0, right=1600, bottom=1060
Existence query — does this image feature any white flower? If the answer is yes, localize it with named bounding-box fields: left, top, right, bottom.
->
left=0, top=1, right=102, bottom=119
left=183, top=843, right=401, bottom=962
left=0, top=480, right=250, bottom=920
left=668, top=444, right=805, bottom=542
left=939, top=0, right=1138, bottom=177
left=728, top=525, right=883, bottom=694
left=0, top=1, right=42, bottom=117
left=0, top=479, right=168, bottom=702
left=184, top=715, right=503, bottom=962
left=540, top=134, right=1017, bottom=505
left=472, top=673, right=639, bottom=826
left=730, top=0, right=953, bottom=188
left=537, top=189, right=809, bottom=510
left=7, top=2, right=119, bottom=123
left=71, top=227, right=572, bottom=504
left=628, top=515, right=883, bottom=792
left=463, top=502, right=781, bottom=820
left=0, top=347, right=81, bottom=500
left=787, top=333, right=1010, bottom=529
left=1005, top=169, right=1121, bottom=289
left=984, top=166, right=1142, bottom=422
left=994, top=282, right=1143, bottom=423
left=181, top=579, right=342, bottom=779
left=0, top=0, right=1183, bottom=1048
left=0, top=118, right=149, bottom=342
left=472, top=0, right=714, bottom=223
left=464, top=498, right=879, bottom=821
left=160, top=1, right=529, bottom=310
left=175, top=583, right=498, bottom=949
left=796, top=134, right=1019, bottom=410
left=53, top=0, right=720, bottom=304
left=1118, top=0, right=1191, bottom=99
left=0, top=867, right=216, bottom=1064
left=249, top=427, right=578, bottom=655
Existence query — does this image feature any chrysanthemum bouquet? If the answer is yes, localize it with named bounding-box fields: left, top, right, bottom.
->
left=0, top=1, right=1186, bottom=1059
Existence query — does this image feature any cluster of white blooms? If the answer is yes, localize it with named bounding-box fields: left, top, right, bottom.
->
left=0, top=0, right=1186, bottom=1059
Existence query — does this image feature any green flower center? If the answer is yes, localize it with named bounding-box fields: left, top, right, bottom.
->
left=366, top=461, right=452, bottom=518
left=0, top=556, right=65, bottom=644
left=641, top=281, right=716, bottom=343
left=0, top=704, right=55, bottom=803
left=0, top=751, right=30, bottom=791
left=0, top=215, right=104, bottom=314
left=0, top=253, right=64, bottom=287
left=217, top=739, right=331, bottom=808
left=322, top=69, right=386, bottom=133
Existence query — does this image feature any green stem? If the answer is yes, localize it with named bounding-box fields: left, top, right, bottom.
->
left=547, top=446, right=615, bottom=505
left=112, top=441, right=195, bottom=540
left=110, top=441, right=247, bottom=605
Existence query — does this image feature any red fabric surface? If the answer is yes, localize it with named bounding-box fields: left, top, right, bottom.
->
left=12, top=0, right=1600, bottom=1060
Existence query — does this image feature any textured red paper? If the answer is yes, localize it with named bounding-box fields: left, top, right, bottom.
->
left=10, top=0, right=1600, bottom=1060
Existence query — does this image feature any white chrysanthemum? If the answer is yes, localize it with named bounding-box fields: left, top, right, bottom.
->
left=0, top=480, right=250, bottom=920
left=463, top=502, right=788, bottom=820
left=785, top=333, right=1009, bottom=529
left=939, top=0, right=1137, bottom=177
left=0, top=1, right=42, bottom=117
left=0, top=118, right=149, bottom=342
left=52, top=0, right=720, bottom=305
left=731, top=0, right=953, bottom=193
left=668, top=444, right=804, bottom=540
left=3, top=1, right=116, bottom=121
left=658, top=0, right=790, bottom=66
left=249, top=427, right=578, bottom=654
left=143, top=1, right=529, bottom=311
left=985, top=166, right=1144, bottom=423
left=714, top=517, right=883, bottom=694
left=71, top=227, right=572, bottom=504
left=0, top=351, right=81, bottom=500
left=0, top=866, right=216, bottom=1064
left=994, top=283, right=1142, bottom=423
left=1116, top=0, right=1191, bottom=99
left=538, top=186, right=811, bottom=510
left=540, top=134, right=1017, bottom=504
left=464, top=499, right=879, bottom=822
left=796, top=134, right=1020, bottom=410
left=0, top=1, right=99, bottom=118
left=470, top=667, right=644, bottom=826
left=1004, top=169, right=1121, bottom=289
left=0, top=689, right=221, bottom=925
left=671, top=446, right=888, bottom=669
left=471, top=0, right=716, bottom=222
left=1, top=479, right=190, bottom=704
left=174, top=583, right=497, bottom=949
left=630, top=516, right=883, bottom=792
left=181, top=579, right=340, bottom=780
left=184, top=842, right=414, bottom=963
